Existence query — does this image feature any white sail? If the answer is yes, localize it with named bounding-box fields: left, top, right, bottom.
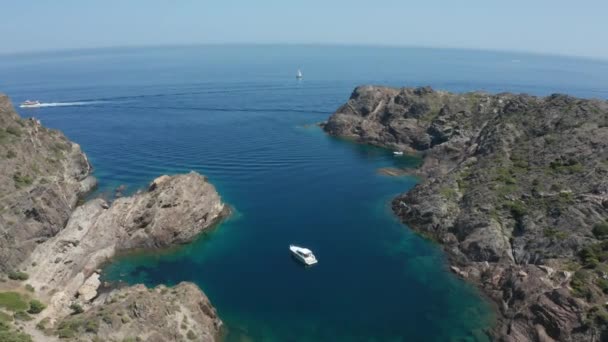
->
left=296, top=69, right=303, bottom=79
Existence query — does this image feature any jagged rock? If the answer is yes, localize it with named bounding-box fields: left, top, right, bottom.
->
left=0, top=94, right=96, bottom=271
left=325, top=85, right=608, bottom=341
left=58, top=283, right=222, bottom=341
left=0, top=94, right=226, bottom=341
left=24, top=172, right=228, bottom=303
left=78, top=273, right=101, bottom=301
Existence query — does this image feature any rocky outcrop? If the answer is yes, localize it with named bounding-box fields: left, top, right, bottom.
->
left=325, top=86, right=608, bottom=341
left=19, top=172, right=227, bottom=340
left=55, top=283, right=221, bottom=342
left=0, top=94, right=227, bottom=341
left=0, top=94, right=96, bottom=271
left=22, top=172, right=227, bottom=302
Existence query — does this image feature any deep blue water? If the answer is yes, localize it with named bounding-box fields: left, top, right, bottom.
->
left=2, top=46, right=608, bottom=341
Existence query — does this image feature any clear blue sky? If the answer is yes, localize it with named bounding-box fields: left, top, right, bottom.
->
left=2, top=0, right=607, bottom=59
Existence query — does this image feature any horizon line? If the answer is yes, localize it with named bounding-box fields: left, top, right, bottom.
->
left=1, top=42, right=607, bottom=63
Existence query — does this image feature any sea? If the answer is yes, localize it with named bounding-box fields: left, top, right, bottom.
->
left=2, top=45, right=607, bottom=341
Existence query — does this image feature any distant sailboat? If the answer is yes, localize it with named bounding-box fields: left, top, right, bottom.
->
left=296, top=69, right=303, bottom=79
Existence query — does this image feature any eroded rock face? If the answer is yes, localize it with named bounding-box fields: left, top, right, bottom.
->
left=0, top=94, right=226, bottom=341
left=18, top=171, right=227, bottom=341
left=23, top=172, right=227, bottom=302
left=0, top=94, right=96, bottom=271
left=57, top=283, right=222, bottom=342
left=326, top=86, right=608, bottom=341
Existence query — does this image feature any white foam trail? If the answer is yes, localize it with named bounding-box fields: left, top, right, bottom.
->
left=36, top=101, right=105, bottom=107
left=20, top=101, right=106, bottom=108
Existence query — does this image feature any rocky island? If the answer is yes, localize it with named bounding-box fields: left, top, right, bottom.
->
left=325, top=85, right=608, bottom=341
left=0, top=94, right=227, bottom=341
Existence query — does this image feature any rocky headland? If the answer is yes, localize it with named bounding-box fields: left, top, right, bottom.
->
left=0, top=94, right=227, bottom=341
left=324, top=85, right=608, bottom=341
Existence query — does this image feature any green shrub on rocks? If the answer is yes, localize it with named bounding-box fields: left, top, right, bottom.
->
left=27, top=300, right=46, bottom=314
left=597, top=278, right=608, bottom=294
left=69, top=303, right=84, bottom=315
left=439, top=187, right=458, bottom=200
left=544, top=227, right=568, bottom=240
left=549, top=159, right=584, bottom=174
left=0, top=330, right=33, bottom=342
left=593, top=222, right=608, bottom=239
left=84, top=319, right=99, bottom=333
left=7, top=271, right=29, bottom=281
left=12, top=173, right=33, bottom=188
left=578, top=242, right=608, bottom=268
left=571, top=269, right=593, bottom=299
left=36, top=317, right=50, bottom=331
left=506, top=200, right=527, bottom=219
left=593, top=308, right=608, bottom=326
left=101, top=312, right=112, bottom=324
left=494, top=166, right=517, bottom=185
left=56, top=319, right=83, bottom=338
left=13, top=311, right=33, bottom=321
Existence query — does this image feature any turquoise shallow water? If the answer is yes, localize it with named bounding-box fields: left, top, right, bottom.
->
left=2, top=46, right=608, bottom=341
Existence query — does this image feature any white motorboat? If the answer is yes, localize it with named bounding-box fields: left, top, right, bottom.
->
left=19, top=100, right=42, bottom=108
left=289, top=245, right=317, bottom=265
left=296, top=69, right=303, bottom=79
left=393, top=151, right=404, bottom=156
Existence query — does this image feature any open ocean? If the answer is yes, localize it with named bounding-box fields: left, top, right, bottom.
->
left=2, top=45, right=607, bottom=341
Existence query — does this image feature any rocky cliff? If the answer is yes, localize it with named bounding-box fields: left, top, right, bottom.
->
left=0, top=94, right=96, bottom=271
left=53, top=283, right=221, bottom=341
left=0, top=95, right=227, bottom=341
left=325, top=85, right=608, bottom=341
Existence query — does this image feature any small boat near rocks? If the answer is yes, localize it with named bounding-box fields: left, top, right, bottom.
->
left=393, top=151, right=404, bottom=156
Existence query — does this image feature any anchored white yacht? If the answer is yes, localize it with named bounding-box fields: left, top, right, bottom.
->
left=289, top=245, right=317, bottom=265
left=393, top=151, right=404, bottom=156
left=19, top=100, right=42, bottom=108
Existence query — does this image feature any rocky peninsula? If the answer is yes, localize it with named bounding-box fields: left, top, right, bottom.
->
left=0, top=94, right=227, bottom=341
left=325, top=85, right=608, bottom=341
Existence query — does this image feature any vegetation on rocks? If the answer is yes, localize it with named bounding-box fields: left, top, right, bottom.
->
left=0, top=94, right=224, bottom=341
left=0, top=93, right=96, bottom=272
left=0, top=292, right=28, bottom=312
left=593, top=222, right=608, bottom=239
left=27, top=299, right=46, bottom=314
left=69, top=303, right=84, bottom=315
left=7, top=271, right=29, bottom=281
left=0, top=329, right=33, bottom=342
left=325, top=85, right=608, bottom=341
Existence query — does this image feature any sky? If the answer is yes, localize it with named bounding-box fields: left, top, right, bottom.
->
left=2, top=0, right=607, bottom=59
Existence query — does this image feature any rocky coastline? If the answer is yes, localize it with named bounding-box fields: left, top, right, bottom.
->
left=0, top=94, right=228, bottom=341
left=324, top=85, right=608, bottom=341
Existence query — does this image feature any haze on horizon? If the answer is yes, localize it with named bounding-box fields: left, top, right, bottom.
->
left=2, top=0, right=607, bottom=60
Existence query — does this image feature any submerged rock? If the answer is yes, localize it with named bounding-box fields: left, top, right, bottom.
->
left=326, top=85, right=608, bottom=341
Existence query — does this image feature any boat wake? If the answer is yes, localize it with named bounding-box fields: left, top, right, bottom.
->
left=39, top=101, right=104, bottom=107
left=19, top=101, right=106, bottom=108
